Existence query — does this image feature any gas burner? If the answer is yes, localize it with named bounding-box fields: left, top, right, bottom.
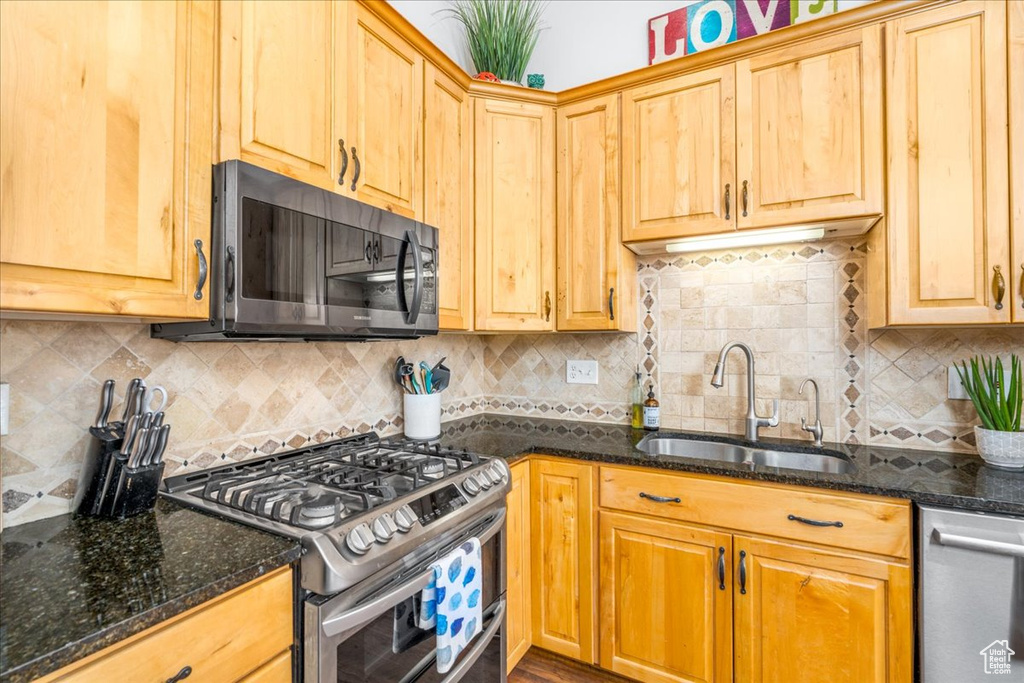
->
left=421, top=458, right=445, bottom=476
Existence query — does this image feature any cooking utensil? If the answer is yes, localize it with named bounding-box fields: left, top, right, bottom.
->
left=118, top=378, right=143, bottom=426
left=419, top=362, right=433, bottom=395
left=394, top=357, right=413, bottom=394
left=431, top=362, right=451, bottom=393
left=409, top=370, right=423, bottom=395
left=127, top=427, right=150, bottom=469
left=431, top=357, right=447, bottom=373
left=142, top=385, right=168, bottom=414
left=94, top=379, right=115, bottom=430
left=147, top=424, right=171, bottom=466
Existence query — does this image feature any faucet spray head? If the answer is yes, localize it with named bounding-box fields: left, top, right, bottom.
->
left=710, top=362, right=725, bottom=388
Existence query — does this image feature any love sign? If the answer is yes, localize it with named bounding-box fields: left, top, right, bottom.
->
left=649, top=0, right=840, bottom=65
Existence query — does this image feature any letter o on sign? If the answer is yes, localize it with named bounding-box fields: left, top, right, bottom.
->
left=690, top=0, right=735, bottom=52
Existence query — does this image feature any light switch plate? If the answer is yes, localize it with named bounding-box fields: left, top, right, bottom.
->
left=948, top=362, right=1015, bottom=400
left=566, top=360, right=599, bottom=385
left=0, top=383, right=8, bottom=436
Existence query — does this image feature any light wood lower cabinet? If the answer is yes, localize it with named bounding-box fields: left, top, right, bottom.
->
left=530, top=458, right=597, bottom=663
left=38, top=567, right=293, bottom=682
left=733, top=535, right=912, bottom=683
left=0, top=0, right=215, bottom=318
left=506, top=460, right=532, bottom=671
left=599, top=511, right=732, bottom=683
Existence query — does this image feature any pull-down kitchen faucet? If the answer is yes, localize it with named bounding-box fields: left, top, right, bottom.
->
left=710, top=341, right=779, bottom=442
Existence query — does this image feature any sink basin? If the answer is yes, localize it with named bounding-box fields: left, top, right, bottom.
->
left=635, top=434, right=853, bottom=474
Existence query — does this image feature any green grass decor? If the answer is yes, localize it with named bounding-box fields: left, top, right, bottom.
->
left=442, top=0, right=547, bottom=83
left=955, top=354, right=1022, bottom=432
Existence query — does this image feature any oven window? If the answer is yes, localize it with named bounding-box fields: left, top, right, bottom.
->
left=330, top=536, right=500, bottom=683
left=240, top=197, right=323, bottom=304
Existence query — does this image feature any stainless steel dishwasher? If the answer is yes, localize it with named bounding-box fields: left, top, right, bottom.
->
left=919, top=505, right=1024, bottom=682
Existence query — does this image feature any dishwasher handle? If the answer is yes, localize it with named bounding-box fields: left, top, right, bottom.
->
left=932, top=528, right=1024, bottom=558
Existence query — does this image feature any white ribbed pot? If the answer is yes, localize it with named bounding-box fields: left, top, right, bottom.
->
left=974, top=427, right=1024, bottom=470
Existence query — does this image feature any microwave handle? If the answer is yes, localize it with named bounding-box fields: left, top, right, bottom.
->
left=321, top=508, right=505, bottom=638
left=398, top=229, right=424, bottom=325
left=440, top=600, right=507, bottom=683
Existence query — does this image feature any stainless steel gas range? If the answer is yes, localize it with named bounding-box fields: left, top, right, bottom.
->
left=162, top=433, right=511, bottom=683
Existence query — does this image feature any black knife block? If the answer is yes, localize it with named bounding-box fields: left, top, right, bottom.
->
left=101, top=457, right=165, bottom=520
left=72, top=426, right=122, bottom=517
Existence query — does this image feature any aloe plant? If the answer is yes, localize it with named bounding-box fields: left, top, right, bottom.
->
left=442, top=0, right=547, bottom=83
left=955, top=354, right=1022, bottom=431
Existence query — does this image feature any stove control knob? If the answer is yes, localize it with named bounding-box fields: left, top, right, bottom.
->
left=346, top=523, right=376, bottom=555
left=372, top=513, right=398, bottom=543
left=394, top=505, right=417, bottom=533
left=475, top=472, right=493, bottom=490
left=485, top=465, right=504, bottom=485
left=463, top=476, right=481, bottom=496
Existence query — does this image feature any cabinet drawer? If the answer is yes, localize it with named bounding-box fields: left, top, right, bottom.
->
left=599, top=467, right=910, bottom=559
left=43, top=568, right=293, bottom=682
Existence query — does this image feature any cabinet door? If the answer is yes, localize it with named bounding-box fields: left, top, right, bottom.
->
left=599, top=511, right=732, bottom=683
left=347, top=6, right=423, bottom=218
left=1010, top=1, right=1024, bottom=322
left=219, top=0, right=341, bottom=191
left=474, top=98, right=556, bottom=332
left=0, top=0, right=215, bottom=318
left=506, top=461, right=531, bottom=672
left=556, top=95, right=636, bottom=332
left=886, top=1, right=1010, bottom=325
left=733, top=536, right=912, bottom=683
left=735, top=26, right=883, bottom=230
left=424, top=63, right=473, bottom=330
left=622, top=65, right=736, bottom=242
left=531, top=459, right=596, bottom=663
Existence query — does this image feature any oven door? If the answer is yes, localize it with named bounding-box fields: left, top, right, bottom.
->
left=305, top=512, right=505, bottom=683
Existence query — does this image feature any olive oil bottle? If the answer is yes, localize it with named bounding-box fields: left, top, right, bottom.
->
left=630, top=367, right=644, bottom=429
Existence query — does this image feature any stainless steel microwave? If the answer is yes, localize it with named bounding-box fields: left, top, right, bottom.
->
left=152, top=161, right=438, bottom=341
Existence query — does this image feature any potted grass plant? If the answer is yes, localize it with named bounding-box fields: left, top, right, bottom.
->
left=955, top=354, right=1023, bottom=470
left=442, top=0, right=546, bottom=85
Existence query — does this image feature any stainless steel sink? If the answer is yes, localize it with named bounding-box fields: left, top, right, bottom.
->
left=635, top=434, right=853, bottom=474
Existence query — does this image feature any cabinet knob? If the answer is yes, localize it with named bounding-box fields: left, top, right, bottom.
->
left=993, top=265, right=1006, bottom=310
left=193, top=239, right=207, bottom=301
left=338, top=139, right=348, bottom=185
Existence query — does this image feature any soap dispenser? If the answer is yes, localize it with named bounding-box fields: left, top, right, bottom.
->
left=643, top=385, right=660, bottom=431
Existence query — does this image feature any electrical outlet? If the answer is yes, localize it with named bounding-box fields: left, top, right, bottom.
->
left=948, top=362, right=1015, bottom=400
left=0, top=383, right=8, bottom=436
left=566, top=360, right=599, bottom=385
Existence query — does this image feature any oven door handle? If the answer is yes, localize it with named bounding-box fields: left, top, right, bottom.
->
left=321, top=508, right=506, bottom=638
left=440, top=599, right=507, bottom=683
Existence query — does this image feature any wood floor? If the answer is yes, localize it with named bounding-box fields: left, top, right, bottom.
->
left=508, top=648, right=634, bottom=683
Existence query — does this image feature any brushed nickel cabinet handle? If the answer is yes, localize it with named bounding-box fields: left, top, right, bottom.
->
left=724, top=183, right=731, bottom=220
left=608, top=287, right=615, bottom=321
left=993, top=265, right=1006, bottom=310
left=351, top=147, right=361, bottom=192
left=338, top=139, right=348, bottom=185
left=741, top=180, right=749, bottom=217
left=193, top=239, right=207, bottom=301
left=544, top=291, right=551, bottom=321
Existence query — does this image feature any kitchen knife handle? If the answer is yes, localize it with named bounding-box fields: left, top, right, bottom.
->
left=95, top=379, right=115, bottom=430
left=717, top=546, right=726, bottom=590
left=724, top=183, right=731, bottom=220
left=337, top=138, right=348, bottom=185
left=739, top=550, right=747, bottom=595
left=350, top=147, right=360, bottom=192
left=608, top=287, right=615, bottom=321
left=119, top=379, right=142, bottom=426
left=193, top=239, right=207, bottom=301
left=166, top=665, right=192, bottom=683
left=993, top=265, right=1006, bottom=310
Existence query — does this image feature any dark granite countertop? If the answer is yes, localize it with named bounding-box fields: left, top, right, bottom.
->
left=438, top=414, right=1024, bottom=516
left=0, top=499, right=301, bottom=683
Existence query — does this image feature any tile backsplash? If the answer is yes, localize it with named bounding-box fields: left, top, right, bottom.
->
left=2, top=236, right=1021, bottom=526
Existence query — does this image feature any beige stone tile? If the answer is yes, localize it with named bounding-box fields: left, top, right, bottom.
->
left=8, top=348, right=84, bottom=405
left=871, top=330, right=911, bottom=361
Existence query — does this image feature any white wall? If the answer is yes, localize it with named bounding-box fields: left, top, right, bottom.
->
left=389, top=0, right=871, bottom=92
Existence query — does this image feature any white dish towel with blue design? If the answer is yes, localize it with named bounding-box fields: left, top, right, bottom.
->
left=418, top=537, right=483, bottom=674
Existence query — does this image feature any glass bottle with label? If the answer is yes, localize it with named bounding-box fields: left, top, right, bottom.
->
left=643, top=385, right=660, bottom=431
left=630, top=367, right=643, bottom=429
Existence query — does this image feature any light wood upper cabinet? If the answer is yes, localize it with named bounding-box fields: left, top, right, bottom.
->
left=425, top=64, right=473, bottom=330
left=531, top=458, right=596, bottom=663
left=622, top=65, right=736, bottom=242
left=735, top=26, right=883, bottom=230
left=733, top=535, right=912, bottom=683
left=347, top=6, right=423, bottom=218
left=1010, top=0, right=1024, bottom=322
left=884, top=1, right=1010, bottom=325
left=219, top=0, right=342, bottom=191
left=506, top=461, right=531, bottom=672
left=599, top=511, right=732, bottom=683
left=0, top=0, right=215, bottom=318
left=474, top=98, right=556, bottom=332
left=556, top=95, right=636, bottom=332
